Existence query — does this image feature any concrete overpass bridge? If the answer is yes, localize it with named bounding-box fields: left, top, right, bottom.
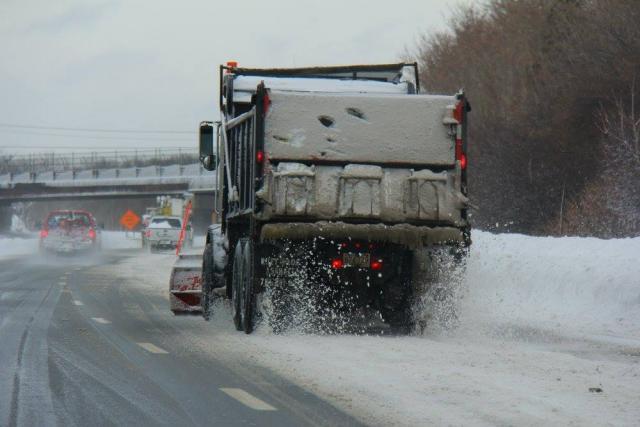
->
left=0, top=161, right=217, bottom=233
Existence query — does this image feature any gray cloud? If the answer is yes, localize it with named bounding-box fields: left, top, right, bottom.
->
left=0, top=0, right=466, bottom=153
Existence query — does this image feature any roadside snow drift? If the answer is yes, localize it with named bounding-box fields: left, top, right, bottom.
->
left=0, top=231, right=141, bottom=261
left=0, top=235, right=38, bottom=260
left=460, top=231, right=640, bottom=338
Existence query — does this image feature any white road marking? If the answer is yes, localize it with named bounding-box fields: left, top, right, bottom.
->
left=73, top=300, right=84, bottom=306
left=91, top=317, right=111, bottom=324
left=220, top=388, right=277, bottom=411
left=137, top=342, right=169, bottom=354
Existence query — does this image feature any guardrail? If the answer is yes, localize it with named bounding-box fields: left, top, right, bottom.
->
left=0, top=162, right=210, bottom=185
left=0, top=148, right=198, bottom=176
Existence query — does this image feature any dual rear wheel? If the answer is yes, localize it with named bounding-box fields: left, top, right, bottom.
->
left=232, top=238, right=257, bottom=334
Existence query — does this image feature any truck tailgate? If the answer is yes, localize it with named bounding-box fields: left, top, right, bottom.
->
left=265, top=92, right=456, bottom=166
left=149, top=228, right=180, bottom=242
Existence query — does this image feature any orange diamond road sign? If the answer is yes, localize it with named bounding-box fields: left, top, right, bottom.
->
left=119, top=210, right=140, bottom=230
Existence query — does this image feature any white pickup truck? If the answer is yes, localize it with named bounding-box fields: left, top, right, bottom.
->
left=146, top=216, right=192, bottom=252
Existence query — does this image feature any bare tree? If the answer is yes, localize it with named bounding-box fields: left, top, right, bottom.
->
left=411, top=0, right=640, bottom=237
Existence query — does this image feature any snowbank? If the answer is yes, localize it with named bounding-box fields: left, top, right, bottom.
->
left=0, top=235, right=38, bottom=260
left=0, top=230, right=141, bottom=261
left=460, top=231, right=640, bottom=338
left=101, top=231, right=143, bottom=250
left=11, top=214, right=27, bottom=233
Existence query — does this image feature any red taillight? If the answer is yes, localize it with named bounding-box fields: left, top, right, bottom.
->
left=88, top=229, right=96, bottom=240
left=331, top=258, right=344, bottom=269
left=263, top=91, right=270, bottom=115
left=256, top=150, right=264, bottom=163
left=453, top=101, right=464, bottom=123
left=40, top=229, right=48, bottom=239
left=455, top=138, right=466, bottom=170
left=371, top=260, right=383, bottom=271
left=354, top=242, right=361, bottom=250
left=453, top=97, right=467, bottom=170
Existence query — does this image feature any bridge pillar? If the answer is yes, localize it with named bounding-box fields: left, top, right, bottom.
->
left=0, top=203, right=12, bottom=233
left=192, top=193, right=216, bottom=235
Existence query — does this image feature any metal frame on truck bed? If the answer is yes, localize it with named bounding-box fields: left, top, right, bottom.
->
left=199, top=62, right=470, bottom=334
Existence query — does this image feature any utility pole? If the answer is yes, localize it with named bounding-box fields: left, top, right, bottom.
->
left=558, top=181, right=566, bottom=235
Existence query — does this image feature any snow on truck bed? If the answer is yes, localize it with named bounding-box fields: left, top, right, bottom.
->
left=111, top=230, right=640, bottom=427
left=148, top=221, right=179, bottom=229
left=233, top=75, right=412, bottom=96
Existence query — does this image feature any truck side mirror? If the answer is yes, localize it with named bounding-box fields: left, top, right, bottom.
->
left=202, top=154, right=216, bottom=171
left=199, top=122, right=216, bottom=171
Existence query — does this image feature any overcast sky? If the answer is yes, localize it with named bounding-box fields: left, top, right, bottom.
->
left=0, top=0, right=467, bottom=153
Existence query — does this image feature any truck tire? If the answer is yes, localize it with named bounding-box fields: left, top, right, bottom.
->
left=381, top=251, right=414, bottom=334
left=241, top=238, right=257, bottom=334
left=202, top=231, right=228, bottom=321
left=382, top=277, right=414, bottom=334
left=201, top=242, right=214, bottom=321
left=231, top=241, right=244, bottom=331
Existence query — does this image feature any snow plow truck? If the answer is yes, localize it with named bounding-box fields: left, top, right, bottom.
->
left=198, top=62, right=470, bottom=333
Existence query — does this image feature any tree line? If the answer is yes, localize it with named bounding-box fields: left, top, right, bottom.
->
left=413, top=0, right=639, bottom=237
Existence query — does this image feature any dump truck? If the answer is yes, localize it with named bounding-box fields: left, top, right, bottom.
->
left=198, top=62, right=470, bottom=333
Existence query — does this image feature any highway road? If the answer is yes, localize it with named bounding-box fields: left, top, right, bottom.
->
left=0, top=252, right=362, bottom=427
left=2, top=234, right=639, bottom=427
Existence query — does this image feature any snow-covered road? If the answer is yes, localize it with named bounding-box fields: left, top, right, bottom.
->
left=1, top=230, right=638, bottom=426
left=0, top=235, right=358, bottom=426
